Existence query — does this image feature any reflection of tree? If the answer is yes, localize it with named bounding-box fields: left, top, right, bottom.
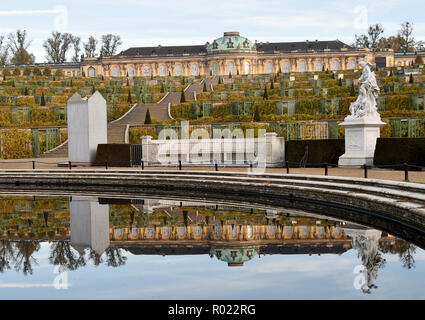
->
left=104, top=248, right=127, bottom=267
left=88, top=249, right=103, bottom=266
left=14, top=241, right=40, bottom=275
left=398, top=241, right=416, bottom=269
left=49, top=241, right=86, bottom=271
left=379, top=239, right=417, bottom=269
left=0, top=240, right=15, bottom=273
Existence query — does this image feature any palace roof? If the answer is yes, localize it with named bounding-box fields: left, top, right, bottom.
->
left=117, top=33, right=353, bottom=57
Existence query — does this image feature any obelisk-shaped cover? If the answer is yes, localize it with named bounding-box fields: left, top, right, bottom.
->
left=67, top=92, right=107, bottom=163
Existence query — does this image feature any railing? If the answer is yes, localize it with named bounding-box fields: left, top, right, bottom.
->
left=0, top=159, right=423, bottom=182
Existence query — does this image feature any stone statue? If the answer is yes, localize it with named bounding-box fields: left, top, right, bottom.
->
left=347, top=60, right=380, bottom=120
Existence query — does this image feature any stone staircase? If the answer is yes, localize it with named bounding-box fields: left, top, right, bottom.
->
left=41, top=77, right=218, bottom=158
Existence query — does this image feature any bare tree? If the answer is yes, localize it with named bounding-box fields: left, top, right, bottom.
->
left=354, top=34, right=370, bottom=48
left=70, top=35, right=81, bottom=62
left=84, top=36, right=98, bottom=58
left=399, top=21, right=415, bottom=53
left=0, top=36, right=9, bottom=65
left=43, top=31, right=73, bottom=63
left=368, top=24, right=384, bottom=50
left=354, top=24, right=384, bottom=50
left=100, top=34, right=122, bottom=56
left=7, top=30, right=35, bottom=65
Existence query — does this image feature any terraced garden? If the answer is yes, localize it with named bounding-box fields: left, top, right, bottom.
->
left=1, top=65, right=425, bottom=159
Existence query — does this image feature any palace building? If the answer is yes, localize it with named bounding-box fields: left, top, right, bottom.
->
left=79, top=32, right=398, bottom=78
left=3, top=32, right=420, bottom=77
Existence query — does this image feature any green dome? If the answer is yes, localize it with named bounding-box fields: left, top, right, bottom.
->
left=207, top=32, right=255, bottom=52
left=212, top=247, right=259, bottom=267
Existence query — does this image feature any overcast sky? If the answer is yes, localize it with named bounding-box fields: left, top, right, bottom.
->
left=0, top=0, right=424, bottom=63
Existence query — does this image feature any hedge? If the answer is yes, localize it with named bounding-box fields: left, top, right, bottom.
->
left=0, top=128, right=32, bottom=159
left=285, top=139, right=345, bottom=166
left=94, top=144, right=131, bottom=167
left=374, top=138, right=425, bottom=168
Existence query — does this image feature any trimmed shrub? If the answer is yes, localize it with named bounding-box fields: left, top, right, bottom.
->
left=0, top=129, right=32, bottom=159
left=285, top=139, right=345, bottom=166
left=94, top=144, right=131, bottom=167
left=374, top=138, right=425, bottom=169
left=129, top=127, right=157, bottom=144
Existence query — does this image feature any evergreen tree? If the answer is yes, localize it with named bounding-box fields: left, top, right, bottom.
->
left=127, top=89, right=132, bottom=104
left=350, top=82, right=355, bottom=96
left=229, top=72, right=232, bottom=78
left=126, top=78, right=129, bottom=86
left=160, top=83, right=164, bottom=93
left=253, top=104, right=261, bottom=122
left=92, top=86, right=96, bottom=94
left=24, top=87, right=28, bottom=96
left=263, top=85, right=268, bottom=100
left=40, top=92, right=46, bottom=106
left=144, top=108, right=152, bottom=124
left=270, top=78, right=274, bottom=89
left=203, top=81, right=207, bottom=92
left=338, top=78, right=342, bottom=86
left=409, top=73, right=413, bottom=84
left=180, top=89, right=186, bottom=103
left=70, top=79, right=73, bottom=87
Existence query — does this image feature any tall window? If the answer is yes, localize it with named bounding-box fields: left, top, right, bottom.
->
left=282, top=61, right=290, bottom=73
left=315, top=60, right=323, bottom=72
left=244, top=61, right=251, bottom=74
left=212, top=62, right=218, bottom=75
left=127, top=66, right=135, bottom=77
left=227, top=61, right=235, bottom=75
left=175, top=64, right=182, bottom=76
left=112, top=66, right=119, bottom=77
left=143, top=65, right=151, bottom=76
left=159, top=65, right=167, bottom=76
left=331, top=60, right=340, bottom=71
left=299, top=60, right=306, bottom=73
left=88, top=67, right=95, bottom=77
left=191, top=63, right=199, bottom=76
left=265, top=61, right=273, bottom=74
left=348, top=60, right=356, bottom=70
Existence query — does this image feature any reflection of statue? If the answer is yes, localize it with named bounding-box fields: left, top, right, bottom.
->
left=350, top=230, right=385, bottom=294
left=348, top=60, right=380, bottom=120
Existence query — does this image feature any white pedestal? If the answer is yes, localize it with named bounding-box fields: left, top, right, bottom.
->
left=67, top=92, right=107, bottom=164
left=338, top=117, right=385, bottom=167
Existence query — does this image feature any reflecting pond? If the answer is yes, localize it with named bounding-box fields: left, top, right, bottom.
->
left=0, top=194, right=424, bottom=299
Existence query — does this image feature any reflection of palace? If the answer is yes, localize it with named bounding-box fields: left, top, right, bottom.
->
left=0, top=196, right=410, bottom=273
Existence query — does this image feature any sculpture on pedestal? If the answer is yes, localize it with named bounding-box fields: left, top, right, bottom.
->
left=347, top=60, right=381, bottom=120
left=338, top=59, right=385, bottom=167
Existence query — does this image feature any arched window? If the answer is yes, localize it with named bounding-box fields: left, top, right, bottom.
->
left=177, top=226, right=186, bottom=237
left=215, top=225, right=221, bottom=238
left=348, top=60, right=356, bottom=70
left=127, top=66, right=135, bottom=77
left=212, top=62, right=218, bottom=76
left=162, top=226, right=169, bottom=237
left=147, top=227, right=155, bottom=238
left=143, top=65, right=151, bottom=76
left=159, top=65, right=167, bottom=77
left=268, top=225, right=276, bottom=237
left=111, top=66, right=119, bottom=77
left=265, top=61, right=273, bottom=74
left=175, top=64, right=182, bottom=76
left=282, top=61, right=290, bottom=73
left=227, top=61, right=235, bottom=75
left=244, top=61, right=251, bottom=74
left=315, top=60, right=323, bottom=72
left=331, top=60, right=340, bottom=71
left=191, top=63, right=199, bottom=76
left=194, top=226, right=202, bottom=237
left=299, top=60, right=306, bottom=73
left=246, top=225, right=253, bottom=238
